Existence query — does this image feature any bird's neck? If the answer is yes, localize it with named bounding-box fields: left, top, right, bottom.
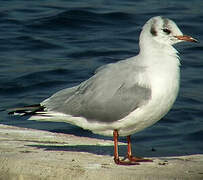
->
left=138, top=40, right=180, bottom=67
left=140, top=38, right=177, bottom=54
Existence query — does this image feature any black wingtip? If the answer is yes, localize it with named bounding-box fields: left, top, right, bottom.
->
left=7, top=104, right=45, bottom=116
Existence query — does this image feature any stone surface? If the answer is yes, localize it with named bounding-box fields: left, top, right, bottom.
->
left=0, top=124, right=203, bottom=180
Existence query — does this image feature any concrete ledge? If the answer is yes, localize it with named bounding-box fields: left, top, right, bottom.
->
left=0, top=124, right=202, bottom=180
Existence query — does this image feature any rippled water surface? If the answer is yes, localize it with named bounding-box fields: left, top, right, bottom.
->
left=0, top=0, right=203, bottom=156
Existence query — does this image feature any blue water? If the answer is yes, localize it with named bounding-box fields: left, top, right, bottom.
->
left=0, top=0, right=203, bottom=157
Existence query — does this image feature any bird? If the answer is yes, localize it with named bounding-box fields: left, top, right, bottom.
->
left=8, top=16, right=197, bottom=165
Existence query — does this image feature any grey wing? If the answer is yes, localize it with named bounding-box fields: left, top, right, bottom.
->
left=42, top=61, right=151, bottom=122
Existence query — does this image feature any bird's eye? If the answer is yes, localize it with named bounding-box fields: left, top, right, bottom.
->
left=162, top=28, right=171, bottom=34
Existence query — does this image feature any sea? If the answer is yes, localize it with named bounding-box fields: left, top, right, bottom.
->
left=0, top=0, right=203, bottom=157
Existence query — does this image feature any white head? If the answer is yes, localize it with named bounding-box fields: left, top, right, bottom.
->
left=139, top=16, right=197, bottom=54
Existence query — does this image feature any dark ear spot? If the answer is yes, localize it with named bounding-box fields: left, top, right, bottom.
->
left=150, top=26, right=157, bottom=36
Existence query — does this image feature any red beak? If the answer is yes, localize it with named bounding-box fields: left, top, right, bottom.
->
left=174, top=35, right=198, bottom=43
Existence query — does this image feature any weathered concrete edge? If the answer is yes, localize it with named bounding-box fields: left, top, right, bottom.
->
left=0, top=124, right=203, bottom=180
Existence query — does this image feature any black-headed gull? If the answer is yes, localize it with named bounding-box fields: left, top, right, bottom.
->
left=9, top=16, right=197, bottom=165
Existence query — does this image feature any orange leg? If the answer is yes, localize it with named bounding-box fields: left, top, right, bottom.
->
left=113, top=130, right=139, bottom=165
left=127, top=135, right=153, bottom=162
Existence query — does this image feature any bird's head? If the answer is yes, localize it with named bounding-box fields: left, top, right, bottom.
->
left=140, top=16, right=197, bottom=48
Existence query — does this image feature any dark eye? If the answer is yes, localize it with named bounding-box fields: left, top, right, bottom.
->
left=162, top=28, right=171, bottom=34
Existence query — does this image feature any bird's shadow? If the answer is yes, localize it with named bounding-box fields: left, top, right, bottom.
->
left=28, top=143, right=156, bottom=158
left=28, top=144, right=119, bottom=157
left=26, top=124, right=157, bottom=158
left=26, top=127, right=173, bottom=158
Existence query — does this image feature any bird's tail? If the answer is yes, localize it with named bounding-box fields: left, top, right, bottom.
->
left=7, top=104, right=45, bottom=116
